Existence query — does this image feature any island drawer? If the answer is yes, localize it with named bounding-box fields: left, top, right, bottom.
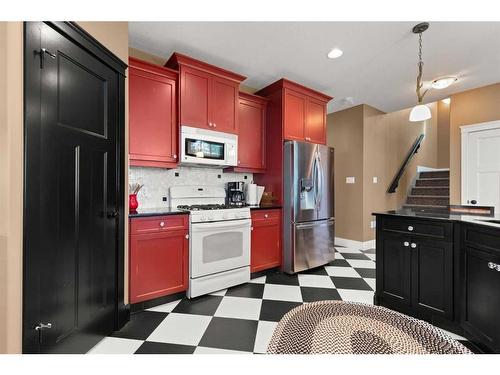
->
left=381, top=216, right=452, bottom=241
left=464, top=224, right=500, bottom=253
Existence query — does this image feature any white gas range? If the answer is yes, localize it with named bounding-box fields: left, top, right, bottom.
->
left=169, top=186, right=251, bottom=298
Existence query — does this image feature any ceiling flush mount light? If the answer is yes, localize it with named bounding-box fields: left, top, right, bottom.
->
left=327, top=48, right=343, bottom=59
left=432, top=76, right=458, bottom=89
left=409, top=22, right=432, bottom=122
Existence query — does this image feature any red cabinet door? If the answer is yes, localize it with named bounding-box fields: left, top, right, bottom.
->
left=251, top=210, right=281, bottom=273
left=211, top=76, right=239, bottom=133
left=237, top=96, right=266, bottom=171
left=284, top=89, right=306, bottom=141
left=305, top=97, right=327, bottom=144
left=180, top=65, right=211, bottom=129
left=129, top=60, right=178, bottom=168
left=130, top=229, right=188, bottom=304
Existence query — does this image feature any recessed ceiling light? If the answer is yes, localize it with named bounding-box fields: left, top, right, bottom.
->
left=442, top=98, right=451, bottom=104
left=431, top=76, right=457, bottom=89
left=327, top=48, right=343, bottom=59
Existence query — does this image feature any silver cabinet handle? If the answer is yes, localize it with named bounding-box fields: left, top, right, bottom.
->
left=408, top=226, right=414, bottom=231
left=411, top=243, right=417, bottom=248
left=403, top=241, right=409, bottom=247
left=159, top=221, right=165, bottom=227
left=35, top=322, right=52, bottom=331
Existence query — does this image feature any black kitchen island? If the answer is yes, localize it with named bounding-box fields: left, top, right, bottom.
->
left=373, top=209, right=500, bottom=354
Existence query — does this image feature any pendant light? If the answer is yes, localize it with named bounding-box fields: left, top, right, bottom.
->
left=409, top=22, right=431, bottom=122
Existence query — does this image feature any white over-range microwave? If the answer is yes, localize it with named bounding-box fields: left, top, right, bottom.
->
left=180, top=126, right=238, bottom=168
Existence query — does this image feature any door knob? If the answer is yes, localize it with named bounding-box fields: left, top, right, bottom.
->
left=470, top=200, right=477, bottom=205
left=107, top=210, right=119, bottom=219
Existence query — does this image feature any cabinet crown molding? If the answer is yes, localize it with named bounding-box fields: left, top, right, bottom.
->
left=256, top=78, right=333, bottom=103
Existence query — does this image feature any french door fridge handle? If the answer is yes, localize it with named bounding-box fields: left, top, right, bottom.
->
left=316, top=153, right=323, bottom=209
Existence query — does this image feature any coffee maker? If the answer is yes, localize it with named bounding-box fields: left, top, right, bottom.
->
left=226, top=182, right=246, bottom=206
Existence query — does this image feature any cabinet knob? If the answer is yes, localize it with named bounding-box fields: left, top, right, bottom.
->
left=264, top=214, right=269, bottom=218
left=408, top=225, right=414, bottom=231
left=411, top=243, right=417, bottom=248
left=185, top=234, right=189, bottom=239
left=403, top=241, right=409, bottom=247
left=159, top=221, right=165, bottom=227
left=238, top=160, right=241, bottom=165
left=208, top=122, right=213, bottom=127
left=250, top=227, right=254, bottom=231
left=173, top=154, right=177, bottom=159
left=213, top=123, right=217, bottom=128
left=488, top=262, right=497, bottom=269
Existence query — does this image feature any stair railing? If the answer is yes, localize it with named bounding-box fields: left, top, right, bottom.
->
left=387, top=133, right=425, bottom=193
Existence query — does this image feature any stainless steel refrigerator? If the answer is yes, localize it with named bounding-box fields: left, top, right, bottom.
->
left=283, top=141, right=335, bottom=274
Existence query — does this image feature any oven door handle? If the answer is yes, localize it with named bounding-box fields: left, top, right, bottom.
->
left=191, top=219, right=251, bottom=231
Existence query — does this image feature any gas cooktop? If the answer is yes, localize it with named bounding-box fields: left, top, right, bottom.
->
left=177, top=204, right=246, bottom=211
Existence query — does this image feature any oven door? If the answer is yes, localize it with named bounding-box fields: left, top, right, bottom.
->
left=190, top=219, right=251, bottom=278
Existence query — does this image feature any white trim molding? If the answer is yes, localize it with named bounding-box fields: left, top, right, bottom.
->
left=335, top=237, right=376, bottom=250
left=460, top=120, right=500, bottom=205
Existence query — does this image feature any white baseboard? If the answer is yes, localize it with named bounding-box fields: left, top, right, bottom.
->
left=335, top=237, right=375, bottom=250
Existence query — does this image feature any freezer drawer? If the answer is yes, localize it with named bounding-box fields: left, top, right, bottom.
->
left=288, top=218, right=335, bottom=273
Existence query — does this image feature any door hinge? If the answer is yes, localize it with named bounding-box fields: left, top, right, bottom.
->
left=35, top=48, right=56, bottom=69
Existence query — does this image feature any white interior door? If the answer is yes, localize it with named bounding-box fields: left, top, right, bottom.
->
left=463, top=125, right=500, bottom=213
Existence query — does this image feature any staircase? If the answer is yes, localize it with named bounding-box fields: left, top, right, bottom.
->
left=403, top=169, right=450, bottom=211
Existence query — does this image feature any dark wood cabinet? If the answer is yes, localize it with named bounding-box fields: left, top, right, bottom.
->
left=461, top=224, right=500, bottom=353
left=251, top=209, right=281, bottom=273
left=166, top=52, right=245, bottom=134
left=129, top=57, right=178, bottom=168
left=129, top=215, right=189, bottom=304
left=375, top=216, right=454, bottom=321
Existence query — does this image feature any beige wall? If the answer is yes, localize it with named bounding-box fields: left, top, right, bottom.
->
left=0, top=21, right=128, bottom=354
left=449, top=83, right=500, bottom=204
left=328, top=103, right=438, bottom=242
left=437, top=100, right=451, bottom=169
left=327, top=105, right=365, bottom=241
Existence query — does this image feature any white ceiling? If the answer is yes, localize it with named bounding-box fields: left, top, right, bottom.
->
left=129, top=22, right=500, bottom=113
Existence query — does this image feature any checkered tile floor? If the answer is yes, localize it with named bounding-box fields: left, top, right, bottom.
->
left=88, top=244, right=469, bottom=354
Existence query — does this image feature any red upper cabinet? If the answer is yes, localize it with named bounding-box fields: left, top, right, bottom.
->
left=129, top=57, right=178, bottom=168
left=166, top=53, right=246, bottom=134
left=258, top=79, right=332, bottom=145
left=227, top=92, right=267, bottom=173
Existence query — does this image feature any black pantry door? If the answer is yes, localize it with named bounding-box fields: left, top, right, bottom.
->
left=24, top=22, right=127, bottom=353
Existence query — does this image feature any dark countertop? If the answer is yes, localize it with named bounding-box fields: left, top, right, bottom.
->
left=248, top=204, right=282, bottom=210
left=129, top=207, right=187, bottom=218
left=373, top=208, right=500, bottom=229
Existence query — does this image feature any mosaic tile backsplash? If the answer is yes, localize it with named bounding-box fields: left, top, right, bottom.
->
left=129, top=166, right=253, bottom=208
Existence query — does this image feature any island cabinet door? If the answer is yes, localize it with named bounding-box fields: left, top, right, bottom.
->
left=130, top=230, right=189, bottom=304
left=462, top=245, right=500, bottom=352
left=378, top=231, right=412, bottom=308
left=410, top=238, right=453, bottom=319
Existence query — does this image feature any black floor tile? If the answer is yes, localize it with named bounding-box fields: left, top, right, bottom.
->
left=198, top=317, right=258, bottom=352
left=172, top=295, right=223, bottom=316
left=265, top=272, right=299, bottom=286
left=300, top=287, right=341, bottom=302
left=331, top=276, right=373, bottom=290
left=111, top=311, right=167, bottom=340
left=259, top=300, right=302, bottom=322
left=225, top=283, right=264, bottom=299
left=135, top=341, right=196, bottom=354
left=327, top=259, right=351, bottom=267
left=457, top=340, right=484, bottom=354
left=298, top=266, right=329, bottom=276
left=354, top=268, right=376, bottom=279
left=341, top=252, right=371, bottom=260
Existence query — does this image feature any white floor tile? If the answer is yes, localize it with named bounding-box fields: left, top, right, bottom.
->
left=254, top=321, right=278, bottom=354
left=364, top=278, right=376, bottom=290
left=337, top=289, right=374, bottom=305
left=365, top=254, right=376, bottom=261
left=324, top=266, right=361, bottom=278
left=147, top=313, right=212, bottom=346
left=214, top=296, right=262, bottom=320
left=263, top=284, right=302, bottom=302
left=298, top=274, right=335, bottom=288
left=210, top=288, right=227, bottom=296
left=335, top=247, right=363, bottom=254
left=346, top=259, right=376, bottom=269
left=249, top=276, right=266, bottom=284
left=333, top=252, right=344, bottom=260
left=146, top=299, right=181, bottom=313
left=87, top=337, right=143, bottom=354
left=194, top=346, right=251, bottom=354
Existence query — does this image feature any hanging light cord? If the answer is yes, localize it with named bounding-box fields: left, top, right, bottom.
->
left=416, top=32, right=428, bottom=103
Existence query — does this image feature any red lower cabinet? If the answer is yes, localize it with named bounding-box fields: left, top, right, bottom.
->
left=251, top=209, right=282, bottom=273
left=129, top=216, right=189, bottom=304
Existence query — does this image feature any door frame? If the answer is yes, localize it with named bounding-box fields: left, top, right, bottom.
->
left=460, top=120, right=500, bottom=206
left=22, top=21, right=128, bottom=353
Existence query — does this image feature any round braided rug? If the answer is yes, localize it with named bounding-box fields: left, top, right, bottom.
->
left=266, top=301, right=472, bottom=354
